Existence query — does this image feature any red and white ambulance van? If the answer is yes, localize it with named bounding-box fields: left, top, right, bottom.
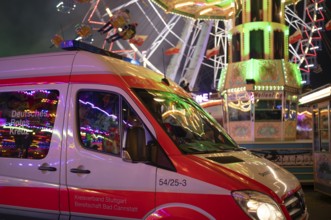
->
left=0, top=40, right=308, bottom=220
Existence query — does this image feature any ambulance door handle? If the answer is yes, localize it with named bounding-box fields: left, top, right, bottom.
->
left=70, top=168, right=91, bottom=174
left=38, top=164, right=57, bottom=172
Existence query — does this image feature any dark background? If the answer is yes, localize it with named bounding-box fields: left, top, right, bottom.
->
left=0, top=0, right=87, bottom=56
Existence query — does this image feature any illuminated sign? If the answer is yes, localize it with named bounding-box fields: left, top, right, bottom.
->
left=194, top=93, right=209, bottom=103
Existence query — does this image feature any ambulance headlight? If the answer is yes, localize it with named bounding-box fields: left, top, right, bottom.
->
left=232, top=191, right=285, bottom=220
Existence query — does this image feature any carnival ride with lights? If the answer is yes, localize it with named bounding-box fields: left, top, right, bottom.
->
left=53, top=0, right=330, bottom=182
left=53, top=0, right=329, bottom=91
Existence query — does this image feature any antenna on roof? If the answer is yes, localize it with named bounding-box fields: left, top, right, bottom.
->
left=161, top=47, right=170, bottom=86
left=61, top=24, right=66, bottom=42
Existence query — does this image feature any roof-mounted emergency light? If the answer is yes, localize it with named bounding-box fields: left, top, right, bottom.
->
left=60, top=40, right=140, bottom=66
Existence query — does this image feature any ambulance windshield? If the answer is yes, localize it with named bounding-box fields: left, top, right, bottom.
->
left=134, top=89, right=240, bottom=154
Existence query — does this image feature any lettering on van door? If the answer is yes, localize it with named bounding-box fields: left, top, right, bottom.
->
left=73, top=194, right=138, bottom=213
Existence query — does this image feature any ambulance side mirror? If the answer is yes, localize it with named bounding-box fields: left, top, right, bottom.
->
left=122, top=126, right=147, bottom=162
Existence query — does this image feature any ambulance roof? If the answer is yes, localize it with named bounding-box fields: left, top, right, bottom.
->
left=0, top=40, right=144, bottom=79
left=0, top=40, right=188, bottom=96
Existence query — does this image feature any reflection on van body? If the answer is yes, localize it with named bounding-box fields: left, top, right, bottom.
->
left=0, top=90, right=59, bottom=159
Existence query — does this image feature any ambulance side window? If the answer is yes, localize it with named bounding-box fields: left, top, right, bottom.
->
left=77, top=91, right=120, bottom=155
left=76, top=90, right=174, bottom=169
left=0, top=90, right=59, bottom=159
left=122, top=99, right=175, bottom=171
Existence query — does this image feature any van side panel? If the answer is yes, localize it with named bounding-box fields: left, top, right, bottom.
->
left=0, top=84, right=68, bottom=219
left=65, top=84, right=157, bottom=219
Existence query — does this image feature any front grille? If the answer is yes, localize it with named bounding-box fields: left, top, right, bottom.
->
left=284, top=189, right=307, bottom=220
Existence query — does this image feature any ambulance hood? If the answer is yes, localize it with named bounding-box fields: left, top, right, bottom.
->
left=195, top=150, right=299, bottom=198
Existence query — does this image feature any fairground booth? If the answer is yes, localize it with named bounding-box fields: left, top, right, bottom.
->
left=299, top=84, right=331, bottom=195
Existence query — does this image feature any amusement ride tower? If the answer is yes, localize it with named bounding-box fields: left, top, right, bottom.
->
left=218, top=0, right=302, bottom=142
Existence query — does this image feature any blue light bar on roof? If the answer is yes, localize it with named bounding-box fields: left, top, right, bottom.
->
left=60, top=40, right=140, bottom=65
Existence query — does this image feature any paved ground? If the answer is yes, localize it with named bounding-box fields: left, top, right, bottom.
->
left=302, top=185, right=331, bottom=220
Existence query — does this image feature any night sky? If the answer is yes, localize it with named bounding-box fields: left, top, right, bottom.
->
left=0, top=0, right=330, bottom=90
left=0, top=0, right=88, bottom=57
